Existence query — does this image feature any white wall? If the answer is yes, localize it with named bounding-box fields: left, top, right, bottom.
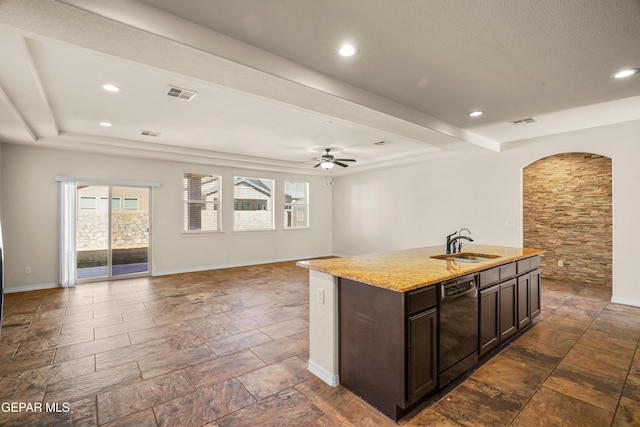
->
left=332, top=119, right=640, bottom=304
left=0, top=143, right=332, bottom=291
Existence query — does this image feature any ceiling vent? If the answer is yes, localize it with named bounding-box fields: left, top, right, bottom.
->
left=165, top=86, right=197, bottom=101
left=141, top=130, right=161, bottom=137
left=509, top=117, right=537, bottom=125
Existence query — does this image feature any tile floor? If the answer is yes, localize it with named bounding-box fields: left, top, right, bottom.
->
left=0, top=261, right=639, bottom=426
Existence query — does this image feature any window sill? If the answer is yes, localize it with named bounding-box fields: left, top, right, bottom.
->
left=231, top=229, right=276, bottom=233
left=182, top=230, right=224, bottom=236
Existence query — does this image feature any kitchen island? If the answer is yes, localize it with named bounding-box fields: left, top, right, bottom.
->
left=298, top=244, right=544, bottom=420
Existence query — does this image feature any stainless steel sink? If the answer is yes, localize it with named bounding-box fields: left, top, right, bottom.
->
left=431, top=252, right=501, bottom=263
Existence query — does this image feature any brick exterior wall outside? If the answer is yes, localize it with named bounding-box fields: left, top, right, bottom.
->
left=523, top=153, right=612, bottom=286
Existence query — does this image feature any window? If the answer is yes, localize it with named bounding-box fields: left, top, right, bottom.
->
left=79, top=196, right=97, bottom=209
left=111, top=197, right=121, bottom=210
left=184, top=173, right=221, bottom=231
left=123, top=197, right=139, bottom=210
left=234, top=176, right=274, bottom=231
left=284, top=181, right=309, bottom=229
left=99, top=197, right=109, bottom=210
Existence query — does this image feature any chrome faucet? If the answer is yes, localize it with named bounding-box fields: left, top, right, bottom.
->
left=445, top=228, right=474, bottom=254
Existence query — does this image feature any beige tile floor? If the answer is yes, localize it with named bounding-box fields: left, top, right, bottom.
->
left=0, top=261, right=638, bottom=426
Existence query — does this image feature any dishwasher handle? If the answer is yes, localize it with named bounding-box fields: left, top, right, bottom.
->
left=441, top=279, right=477, bottom=301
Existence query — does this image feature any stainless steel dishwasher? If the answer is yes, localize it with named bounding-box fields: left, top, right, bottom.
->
left=438, top=274, right=479, bottom=388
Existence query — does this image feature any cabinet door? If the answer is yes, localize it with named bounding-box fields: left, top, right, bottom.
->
left=517, top=274, right=532, bottom=329
left=479, top=285, right=499, bottom=357
left=530, top=269, right=541, bottom=319
left=500, top=279, right=518, bottom=341
left=407, top=308, right=437, bottom=404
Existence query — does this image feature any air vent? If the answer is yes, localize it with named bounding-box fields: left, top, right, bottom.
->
left=374, top=140, right=391, bottom=146
left=165, top=86, right=197, bottom=101
left=509, top=117, right=537, bottom=125
left=141, top=130, right=161, bottom=137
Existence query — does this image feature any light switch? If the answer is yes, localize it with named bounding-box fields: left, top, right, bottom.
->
left=317, top=288, right=324, bottom=304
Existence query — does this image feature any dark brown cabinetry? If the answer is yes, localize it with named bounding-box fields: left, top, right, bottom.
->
left=339, top=255, right=541, bottom=420
left=479, top=256, right=541, bottom=358
left=407, top=308, right=437, bottom=403
left=339, top=278, right=437, bottom=420
left=530, top=269, right=541, bottom=318
left=517, top=274, right=532, bottom=329
left=500, top=278, right=518, bottom=341
left=479, top=284, right=499, bottom=356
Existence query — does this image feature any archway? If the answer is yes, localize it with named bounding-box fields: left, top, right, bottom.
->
left=522, top=153, right=612, bottom=287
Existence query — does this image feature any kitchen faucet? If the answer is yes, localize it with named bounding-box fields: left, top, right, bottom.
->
left=445, top=229, right=474, bottom=254
left=457, top=228, right=472, bottom=253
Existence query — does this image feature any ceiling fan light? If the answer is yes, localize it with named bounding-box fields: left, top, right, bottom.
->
left=320, top=161, right=335, bottom=170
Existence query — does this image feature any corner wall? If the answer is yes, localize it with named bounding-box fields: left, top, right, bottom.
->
left=0, top=144, right=332, bottom=292
left=332, top=119, right=640, bottom=305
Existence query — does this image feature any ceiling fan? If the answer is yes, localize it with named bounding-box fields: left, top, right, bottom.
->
left=313, top=148, right=356, bottom=170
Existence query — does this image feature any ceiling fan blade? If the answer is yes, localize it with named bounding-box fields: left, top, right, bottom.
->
left=334, top=161, right=350, bottom=168
left=313, top=163, right=322, bottom=168
left=335, top=158, right=356, bottom=162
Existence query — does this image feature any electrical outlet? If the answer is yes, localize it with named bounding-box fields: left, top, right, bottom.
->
left=504, top=220, right=517, bottom=228
left=24, top=267, right=32, bottom=275
left=557, top=260, right=564, bottom=267
left=317, top=288, right=324, bottom=304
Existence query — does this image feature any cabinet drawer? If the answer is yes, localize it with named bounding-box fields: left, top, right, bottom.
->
left=517, top=257, right=540, bottom=274
left=407, top=286, right=437, bottom=315
left=479, top=267, right=500, bottom=289
left=531, top=256, right=541, bottom=269
left=500, top=263, right=517, bottom=280
left=479, top=262, right=516, bottom=289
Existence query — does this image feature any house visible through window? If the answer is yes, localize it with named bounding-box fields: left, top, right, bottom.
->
left=111, top=198, right=121, bottom=210
left=284, top=181, right=309, bottom=229
left=79, top=196, right=97, bottom=209
left=123, top=198, right=139, bottom=210
left=184, top=173, right=221, bottom=231
left=234, top=176, right=274, bottom=231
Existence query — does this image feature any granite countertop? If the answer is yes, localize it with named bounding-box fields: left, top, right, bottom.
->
left=297, top=244, right=545, bottom=292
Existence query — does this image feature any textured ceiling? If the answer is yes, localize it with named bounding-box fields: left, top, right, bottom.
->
left=0, top=0, right=639, bottom=174
left=139, top=0, right=640, bottom=127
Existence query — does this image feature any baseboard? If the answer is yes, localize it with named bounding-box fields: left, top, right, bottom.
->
left=307, top=359, right=339, bottom=387
left=611, top=296, right=640, bottom=308
left=3, top=282, right=59, bottom=293
left=152, top=253, right=334, bottom=277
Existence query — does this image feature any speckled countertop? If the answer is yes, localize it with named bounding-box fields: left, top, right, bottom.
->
left=297, top=244, right=545, bottom=292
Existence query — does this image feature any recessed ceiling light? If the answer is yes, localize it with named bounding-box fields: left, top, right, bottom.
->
left=469, top=111, right=484, bottom=117
left=612, top=68, right=640, bottom=79
left=339, top=44, right=357, bottom=57
left=99, top=122, right=112, bottom=127
left=102, top=84, right=120, bottom=92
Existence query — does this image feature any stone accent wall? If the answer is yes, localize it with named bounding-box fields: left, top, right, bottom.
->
left=523, top=153, right=612, bottom=286
left=77, top=211, right=149, bottom=250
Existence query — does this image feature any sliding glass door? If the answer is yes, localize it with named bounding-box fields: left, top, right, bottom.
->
left=76, top=184, right=150, bottom=281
